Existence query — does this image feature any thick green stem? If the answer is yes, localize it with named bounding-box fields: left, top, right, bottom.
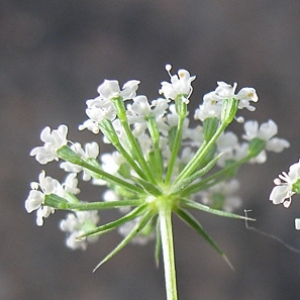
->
left=159, top=203, right=178, bottom=300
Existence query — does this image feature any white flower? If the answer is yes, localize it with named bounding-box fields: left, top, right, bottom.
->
left=36, top=206, right=55, bottom=226
left=184, top=126, right=204, bottom=148
left=60, top=211, right=99, bottom=250
left=25, top=190, right=45, bottom=213
left=217, top=132, right=239, bottom=152
left=215, top=132, right=238, bottom=165
left=127, top=96, right=169, bottom=136
left=30, top=125, right=68, bottom=164
left=217, top=142, right=249, bottom=167
left=270, top=159, right=300, bottom=207
left=103, top=190, right=119, bottom=202
left=102, top=119, right=127, bottom=146
left=242, top=120, right=290, bottom=163
left=25, top=171, right=61, bottom=213
left=103, top=190, right=130, bottom=213
left=199, top=179, right=241, bottom=212
left=203, top=82, right=258, bottom=111
left=137, top=133, right=153, bottom=156
left=159, top=64, right=196, bottom=103
left=265, top=137, right=290, bottom=153
left=25, top=171, right=62, bottom=226
left=101, top=151, right=125, bottom=174
left=243, top=120, right=275, bottom=141
left=180, top=147, right=195, bottom=165
left=160, top=136, right=171, bottom=162
left=79, top=79, right=139, bottom=134
left=118, top=217, right=155, bottom=245
left=62, top=173, right=80, bottom=195
left=194, top=101, right=222, bottom=121
left=25, top=171, right=80, bottom=226
left=79, top=98, right=116, bottom=133
left=97, top=79, right=140, bottom=101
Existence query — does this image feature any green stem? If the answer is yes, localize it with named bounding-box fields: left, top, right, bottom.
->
left=159, top=203, right=178, bottom=300
left=147, top=116, right=164, bottom=181
left=165, top=115, right=185, bottom=185
left=173, top=122, right=227, bottom=185
left=45, top=194, right=144, bottom=210
left=99, top=119, right=148, bottom=181
left=113, top=97, right=157, bottom=184
left=57, top=146, right=145, bottom=194
left=180, top=155, right=250, bottom=197
left=68, top=200, right=143, bottom=211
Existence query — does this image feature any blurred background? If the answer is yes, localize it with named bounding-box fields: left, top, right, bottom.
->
left=1, top=0, right=300, bottom=299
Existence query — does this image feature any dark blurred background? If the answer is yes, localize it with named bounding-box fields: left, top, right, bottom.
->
left=1, top=1, right=300, bottom=299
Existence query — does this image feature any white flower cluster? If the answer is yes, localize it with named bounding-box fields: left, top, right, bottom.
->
left=60, top=211, right=100, bottom=250
left=25, top=171, right=80, bottom=226
left=78, top=80, right=140, bottom=133
left=195, top=81, right=258, bottom=121
left=25, top=64, right=289, bottom=251
left=198, top=179, right=242, bottom=213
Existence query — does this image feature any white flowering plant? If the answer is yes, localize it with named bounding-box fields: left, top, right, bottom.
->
left=25, top=64, right=289, bottom=300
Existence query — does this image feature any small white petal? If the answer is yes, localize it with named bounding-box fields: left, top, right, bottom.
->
left=295, top=218, right=300, bottom=230
left=25, top=190, right=44, bottom=213
left=269, top=185, right=290, bottom=205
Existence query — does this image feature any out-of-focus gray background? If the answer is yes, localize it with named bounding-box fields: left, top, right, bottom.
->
left=1, top=1, right=300, bottom=299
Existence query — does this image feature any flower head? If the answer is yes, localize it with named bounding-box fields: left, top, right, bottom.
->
left=25, top=64, right=292, bottom=298
left=25, top=171, right=61, bottom=213
left=25, top=171, right=61, bottom=225
left=30, top=125, right=68, bottom=164
left=270, top=159, right=300, bottom=207
left=97, top=79, right=140, bottom=101
left=243, top=120, right=290, bottom=163
left=127, top=96, right=169, bottom=136
left=79, top=97, right=116, bottom=133
left=194, top=100, right=222, bottom=121
left=25, top=171, right=80, bottom=226
left=159, top=64, right=196, bottom=104
left=204, top=81, right=258, bottom=111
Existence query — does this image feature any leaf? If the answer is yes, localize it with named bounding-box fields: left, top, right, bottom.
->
left=93, top=211, right=154, bottom=272
left=79, top=204, right=148, bottom=238
left=175, top=208, right=234, bottom=270
left=181, top=198, right=256, bottom=221
left=171, top=154, right=221, bottom=194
